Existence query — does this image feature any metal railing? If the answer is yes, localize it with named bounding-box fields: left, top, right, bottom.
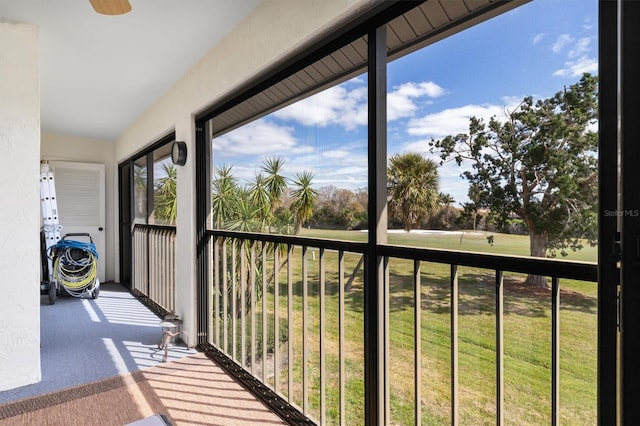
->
left=378, top=244, right=597, bottom=426
left=201, top=229, right=598, bottom=425
left=132, top=224, right=176, bottom=314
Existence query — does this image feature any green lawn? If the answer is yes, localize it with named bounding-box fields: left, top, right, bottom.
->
left=215, top=229, right=598, bottom=425
left=300, top=228, right=597, bottom=262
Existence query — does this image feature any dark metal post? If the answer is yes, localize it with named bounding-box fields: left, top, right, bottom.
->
left=196, top=119, right=211, bottom=346
left=597, top=0, right=619, bottom=423
left=551, top=276, right=560, bottom=425
left=365, top=24, right=387, bottom=426
left=621, top=0, right=640, bottom=423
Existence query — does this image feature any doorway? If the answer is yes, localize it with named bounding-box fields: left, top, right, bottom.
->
left=49, top=161, right=106, bottom=283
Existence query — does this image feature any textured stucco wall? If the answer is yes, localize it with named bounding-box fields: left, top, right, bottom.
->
left=0, top=22, right=41, bottom=391
left=114, top=0, right=375, bottom=347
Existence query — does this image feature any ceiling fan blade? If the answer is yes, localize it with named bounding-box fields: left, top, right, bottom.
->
left=89, top=0, right=132, bottom=15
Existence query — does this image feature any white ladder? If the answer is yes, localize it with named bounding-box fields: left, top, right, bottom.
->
left=40, top=162, right=62, bottom=283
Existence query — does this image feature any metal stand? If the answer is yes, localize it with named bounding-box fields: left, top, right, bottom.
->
left=158, top=316, right=182, bottom=362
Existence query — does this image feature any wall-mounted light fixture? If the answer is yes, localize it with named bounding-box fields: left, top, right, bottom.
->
left=171, top=141, right=187, bottom=166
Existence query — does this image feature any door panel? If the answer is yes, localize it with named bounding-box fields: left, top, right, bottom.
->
left=50, top=161, right=106, bottom=282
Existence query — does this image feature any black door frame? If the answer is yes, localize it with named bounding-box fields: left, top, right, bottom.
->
left=117, top=132, right=176, bottom=290
left=598, top=0, right=619, bottom=423
left=118, top=161, right=133, bottom=289
left=621, top=0, right=640, bottom=424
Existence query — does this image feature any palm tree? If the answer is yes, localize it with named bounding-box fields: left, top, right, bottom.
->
left=133, top=163, right=147, bottom=220
left=227, top=189, right=261, bottom=232
left=275, top=208, right=295, bottom=235
left=290, top=170, right=318, bottom=234
left=154, top=162, right=177, bottom=225
left=261, top=157, right=288, bottom=218
left=247, top=173, right=271, bottom=231
left=439, top=192, right=455, bottom=206
left=211, top=165, right=239, bottom=229
left=387, top=152, right=439, bottom=232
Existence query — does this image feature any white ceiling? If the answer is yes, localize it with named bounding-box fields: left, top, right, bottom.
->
left=0, top=0, right=263, bottom=141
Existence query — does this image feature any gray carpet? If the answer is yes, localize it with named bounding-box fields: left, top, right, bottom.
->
left=0, top=282, right=195, bottom=404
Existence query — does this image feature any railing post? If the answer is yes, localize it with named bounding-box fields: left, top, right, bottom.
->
left=250, top=242, right=257, bottom=376
left=451, top=264, right=459, bottom=426
left=319, top=247, right=327, bottom=424
left=551, top=276, right=560, bottom=425
left=145, top=225, right=150, bottom=296
left=240, top=240, right=247, bottom=369
left=261, top=241, right=268, bottom=383
left=214, top=237, right=220, bottom=346
left=302, top=245, right=309, bottom=414
left=222, top=239, right=228, bottom=353
left=414, top=259, right=422, bottom=426
left=496, top=270, right=504, bottom=426
left=287, top=243, right=294, bottom=402
left=232, top=242, right=237, bottom=361
left=274, top=245, right=280, bottom=394
left=339, top=250, right=346, bottom=425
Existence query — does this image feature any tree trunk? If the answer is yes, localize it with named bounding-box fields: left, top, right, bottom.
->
left=344, top=255, right=364, bottom=292
left=524, top=231, right=548, bottom=287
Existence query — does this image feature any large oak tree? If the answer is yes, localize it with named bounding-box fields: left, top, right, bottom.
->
left=430, top=73, right=598, bottom=286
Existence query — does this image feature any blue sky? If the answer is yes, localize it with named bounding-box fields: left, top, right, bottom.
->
left=213, top=0, right=598, bottom=206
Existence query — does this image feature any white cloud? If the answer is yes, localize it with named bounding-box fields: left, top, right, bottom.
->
left=313, top=163, right=368, bottom=189
left=553, top=55, right=598, bottom=77
left=552, top=35, right=597, bottom=77
left=273, top=85, right=367, bottom=130
left=437, top=172, right=470, bottom=206
left=552, top=34, right=574, bottom=53
left=398, top=81, right=445, bottom=98
left=322, top=149, right=350, bottom=159
left=272, top=80, right=446, bottom=130
left=399, top=139, right=432, bottom=155
left=532, top=32, right=546, bottom=45
left=273, top=149, right=368, bottom=190
left=406, top=103, right=507, bottom=140
left=212, top=120, right=298, bottom=157
left=292, top=145, right=315, bottom=154
left=568, top=37, right=592, bottom=58
left=387, top=81, right=446, bottom=121
left=581, top=15, right=594, bottom=32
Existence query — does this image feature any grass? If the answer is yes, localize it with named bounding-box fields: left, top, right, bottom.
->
left=301, top=228, right=598, bottom=262
left=213, top=230, right=598, bottom=425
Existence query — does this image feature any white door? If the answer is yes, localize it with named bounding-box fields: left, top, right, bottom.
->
left=49, top=161, right=106, bottom=282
